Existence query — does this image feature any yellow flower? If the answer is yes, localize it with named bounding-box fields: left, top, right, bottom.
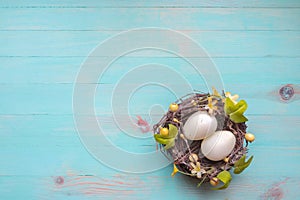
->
left=171, top=164, right=179, bottom=177
left=225, top=92, right=239, bottom=104
left=206, top=96, right=218, bottom=115
left=212, top=87, right=222, bottom=98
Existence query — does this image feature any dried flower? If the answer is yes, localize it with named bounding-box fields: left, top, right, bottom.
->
left=171, top=164, right=179, bottom=177
left=189, top=153, right=198, bottom=163
left=188, top=153, right=205, bottom=178
left=190, top=161, right=201, bottom=174
left=205, top=96, right=218, bottom=115
left=190, top=162, right=206, bottom=178
left=212, top=87, right=222, bottom=98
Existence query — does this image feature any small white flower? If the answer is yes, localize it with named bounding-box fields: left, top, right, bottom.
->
left=197, top=172, right=202, bottom=179
left=189, top=153, right=206, bottom=178
left=198, top=169, right=206, bottom=178
left=190, top=161, right=201, bottom=175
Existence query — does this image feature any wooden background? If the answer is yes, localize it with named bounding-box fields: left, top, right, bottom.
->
left=0, top=0, right=299, bottom=199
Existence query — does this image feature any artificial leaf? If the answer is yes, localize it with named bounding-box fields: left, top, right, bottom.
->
left=168, top=124, right=178, bottom=138
left=154, top=134, right=173, bottom=145
left=224, top=97, right=237, bottom=115
left=232, top=100, right=248, bottom=115
left=234, top=155, right=254, bottom=174
left=230, top=113, right=248, bottom=123
left=234, top=154, right=246, bottom=166
left=224, top=97, right=248, bottom=123
left=154, top=124, right=178, bottom=150
left=212, top=170, right=232, bottom=190
left=164, top=139, right=175, bottom=150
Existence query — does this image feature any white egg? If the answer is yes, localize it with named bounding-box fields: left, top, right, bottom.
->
left=183, top=111, right=217, bottom=140
left=201, top=130, right=236, bottom=161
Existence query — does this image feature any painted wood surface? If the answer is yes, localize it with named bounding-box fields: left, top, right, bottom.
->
left=0, top=1, right=299, bottom=199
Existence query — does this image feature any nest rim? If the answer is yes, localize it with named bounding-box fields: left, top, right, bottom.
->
left=153, top=92, right=249, bottom=183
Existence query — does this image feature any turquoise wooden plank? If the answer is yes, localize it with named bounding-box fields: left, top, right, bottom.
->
left=1, top=0, right=300, bottom=8
left=0, top=115, right=299, bottom=197
left=0, top=174, right=298, bottom=200
left=1, top=57, right=299, bottom=84
left=0, top=116, right=299, bottom=160
left=1, top=144, right=298, bottom=177
left=0, top=115, right=299, bottom=151
left=1, top=1, right=299, bottom=199
left=1, top=8, right=299, bottom=30
left=0, top=83, right=299, bottom=115
left=1, top=31, right=299, bottom=57
left=0, top=133, right=299, bottom=199
left=1, top=122, right=297, bottom=200
left=0, top=140, right=298, bottom=198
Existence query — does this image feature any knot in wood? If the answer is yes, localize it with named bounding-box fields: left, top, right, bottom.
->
left=279, top=85, right=294, bottom=101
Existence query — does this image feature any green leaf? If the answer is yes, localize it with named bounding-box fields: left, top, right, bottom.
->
left=230, top=113, right=248, bottom=123
left=154, top=134, right=175, bottom=150
left=234, top=154, right=246, bottom=166
left=153, top=124, right=178, bottom=150
left=224, top=97, right=248, bottom=123
left=168, top=124, right=178, bottom=138
left=164, top=139, right=175, bottom=150
left=212, top=171, right=232, bottom=190
left=232, top=100, right=248, bottom=115
left=154, top=134, right=172, bottom=144
left=234, top=155, right=254, bottom=174
left=224, top=97, right=237, bottom=115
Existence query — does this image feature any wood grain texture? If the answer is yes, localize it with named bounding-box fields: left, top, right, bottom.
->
left=1, top=8, right=300, bottom=31
left=1, top=0, right=300, bottom=8
left=1, top=31, right=300, bottom=57
left=0, top=57, right=299, bottom=84
left=0, top=0, right=299, bottom=199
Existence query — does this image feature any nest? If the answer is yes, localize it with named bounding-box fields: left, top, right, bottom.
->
left=153, top=92, right=249, bottom=184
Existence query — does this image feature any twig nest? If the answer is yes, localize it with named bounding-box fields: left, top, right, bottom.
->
left=153, top=91, right=255, bottom=190
left=183, top=111, right=217, bottom=140
left=201, top=130, right=236, bottom=161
